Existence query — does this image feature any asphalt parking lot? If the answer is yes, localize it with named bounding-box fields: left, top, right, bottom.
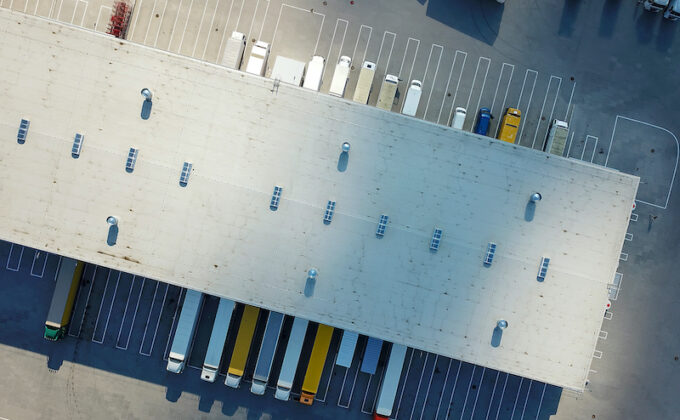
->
left=1, top=0, right=679, bottom=419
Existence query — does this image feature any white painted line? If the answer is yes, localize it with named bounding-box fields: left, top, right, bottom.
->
left=564, top=82, right=576, bottom=121
left=590, top=136, right=599, bottom=163
left=464, top=57, right=491, bottom=115
left=468, top=367, right=486, bottom=419
left=178, top=0, right=196, bottom=53
left=534, top=383, right=547, bottom=420
left=607, top=115, right=679, bottom=209
left=92, top=272, right=120, bottom=344
left=533, top=75, right=562, bottom=150
left=458, top=365, right=477, bottom=420
left=128, top=0, right=143, bottom=40
left=257, top=0, right=271, bottom=41
left=95, top=5, right=112, bottom=32
left=141, top=282, right=169, bottom=356
left=417, top=354, right=438, bottom=420
left=509, top=377, right=524, bottom=420
left=580, top=135, right=596, bottom=161
left=483, top=370, right=501, bottom=420
left=163, top=288, right=185, bottom=360
left=565, top=131, right=576, bottom=158
left=337, top=363, right=360, bottom=408
left=630, top=213, right=638, bottom=222
left=213, top=0, right=236, bottom=62
left=397, top=37, right=419, bottom=79
left=593, top=350, right=603, bottom=359
left=271, top=4, right=325, bottom=52
left=492, top=373, right=509, bottom=420
left=53, top=256, right=63, bottom=282
left=30, top=250, right=48, bottom=278
left=407, top=352, right=429, bottom=419
left=393, top=348, right=414, bottom=419
left=167, top=0, right=183, bottom=50
left=115, top=276, right=136, bottom=349
left=375, top=31, right=396, bottom=72
left=246, top=0, right=262, bottom=45
left=56, top=0, right=64, bottom=20
left=34, top=0, right=41, bottom=16
left=443, top=361, right=463, bottom=419
left=233, top=0, right=245, bottom=30
left=438, top=50, right=466, bottom=126
left=69, top=266, right=97, bottom=338
left=48, top=0, right=56, bottom=18
left=433, top=358, right=453, bottom=420
left=470, top=57, right=492, bottom=129
left=143, top=0, right=159, bottom=44
left=154, top=0, right=170, bottom=48
left=604, top=311, right=613, bottom=320
left=516, top=70, right=540, bottom=144
left=360, top=373, right=375, bottom=414
left=321, top=19, right=348, bottom=82
left=6, top=243, right=23, bottom=272
left=139, top=281, right=159, bottom=355
left=191, top=0, right=211, bottom=57
left=70, top=0, right=80, bottom=24
left=118, top=276, right=146, bottom=350
left=90, top=269, right=112, bottom=343
left=78, top=0, right=87, bottom=27
left=519, top=380, right=533, bottom=420
left=599, top=330, right=608, bottom=340
left=490, top=63, right=514, bottom=116
left=620, top=252, right=628, bottom=261
left=422, top=44, right=444, bottom=120
left=350, top=24, right=372, bottom=64
left=315, top=352, right=337, bottom=402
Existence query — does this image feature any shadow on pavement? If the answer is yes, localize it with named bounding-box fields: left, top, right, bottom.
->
left=424, top=0, right=503, bottom=45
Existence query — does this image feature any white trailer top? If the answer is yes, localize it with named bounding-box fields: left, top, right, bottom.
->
left=0, top=11, right=639, bottom=391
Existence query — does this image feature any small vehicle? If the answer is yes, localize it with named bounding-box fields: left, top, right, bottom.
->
left=497, top=108, right=521, bottom=143
left=474, top=107, right=492, bottom=135
left=451, top=107, right=467, bottom=130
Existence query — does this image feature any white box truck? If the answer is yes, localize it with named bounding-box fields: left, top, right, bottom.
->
left=329, top=56, right=352, bottom=97
left=250, top=311, right=285, bottom=395
left=245, top=40, right=270, bottom=76
left=376, top=74, right=399, bottom=111
left=373, top=344, right=408, bottom=419
left=201, top=298, right=235, bottom=382
left=401, top=80, right=422, bottom=116
left=543, top=119, right=569, bottom=157
left=302, top=55, right=325, bottom=91
left=271, top=56, right=306, bottom=86
left=352, top=61, right=376, bottom=104
left=221, top=31, right=246, bottom=70
left=167, top=289, right=204, bottom=373
left=275, top=317, right=309, bottom=401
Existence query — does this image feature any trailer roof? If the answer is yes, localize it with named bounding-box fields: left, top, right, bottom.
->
left=0, top=11, right=638, bottom=391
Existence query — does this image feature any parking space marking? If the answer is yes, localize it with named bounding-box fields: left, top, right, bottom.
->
left=154, top=0, right=170, bottom=47
left=490, top=63, right=514, bottom=116
left=177, top=0, right=196, bottom=53
left=508, top=377, right=525, bottom=420
left=565, top=131, right=576, bottom=158
left=394, top=348, right=415, bottom=419
left=438, top=50, right=466, bottom=126
left=421, top=44, right=444, bottom=120
left=532, top=75, right=562, bottom=150
left=337, top=363, right=360, bottom=408
left=193, top=0, right=215, bottom=57
left=322, top=18, right=349, bottom=82
left=257, top=0, right=272, bottom=40
left=514, top=69, right=538, bottom=142
left=163, top=288, right=185, bottom=360
left=68, top=266, right=97, bottom=338
left=442, top=360, right=463, bottom=419
left=52, top=256, right=62, bottom=282
left=631, top=212, right=638, bottom=222
left=271, top=4, right=325, bottom=53
left=565, top=82, right=576, bottom=122
left=94, top=5, right=111, bottom=32
left=30, top=250, right=48, bottom=278
left=351, top=24, right=372, bottom=64
left=519, top=380, right=533, bottom=420
left=607, top=115, right=679, bottom=209
left=246, top=0, right=263, bottom=44
left=457, top=365, right=477, bottom=420
left=482, top=370, right=501, bottom=420
left=620, top=252, right=628, bottom=261
left=375, top=30, right=396, bottom=72
left=92, top=271, right=120, bottom=344
left=534, top=383, right=547, bottom=419
left=417, top=354, right=438, bottom=420
left=6, top=243, right=23, bottom=271
left=398, top=37, right=420, bottom=81
left=465, top=57, right=491, bottom=118
left=116, top=276, right=145, bottom=350
left=360, top=372, right=381, bottom=414
left=142, top=0, right=158, bottom=44
left=140, top=282, right=169, bottom=356
left=468, top=367, right=486, bottom=419
left=580, top=135, right=598, bottom=161
left=213, top=0, right=236, bottom=61
left=408, top=352, right=431, bottom=418
left=128, top=0, right=144, bottom=41
left=167, top=0, right=184, bottom=50
left=599, top=330, right=608, bottom=340
left=593, top=350, right=603, bottom=359
left=491, top=373, right=509, bottom=420
left=432, top=358, right=453, bottom=420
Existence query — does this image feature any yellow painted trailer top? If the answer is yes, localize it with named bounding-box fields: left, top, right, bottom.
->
left=497, top=108, right=522, bottom=144
left=227, top=305, right=260, bottom=377
left=300, top=324, right=334, bottom=405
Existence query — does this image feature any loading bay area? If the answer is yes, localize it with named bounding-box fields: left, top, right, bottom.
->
left=1, top=0, right=679, bottom=419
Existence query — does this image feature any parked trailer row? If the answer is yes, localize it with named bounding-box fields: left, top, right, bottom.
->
left=44, top=257, right=85, bottom=340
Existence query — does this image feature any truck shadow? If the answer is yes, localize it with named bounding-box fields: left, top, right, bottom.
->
left=422, top=0, right=502, bottom=46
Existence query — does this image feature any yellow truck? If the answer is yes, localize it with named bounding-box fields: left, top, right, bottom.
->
left=44, top=257, right=84, bottom=340
left=225, top=305, right=260, bottom=388
left=299, top=324, right=334, bottom=405
left=497, top=108, right=522, bottom=144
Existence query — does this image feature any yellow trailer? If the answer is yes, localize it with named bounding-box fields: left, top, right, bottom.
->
left=300, top=324, right=334, bottom=405
left=44, top=258, right=84, bottom=340
left=225, top=305, right=260, bottom=387
left=497, top=108, right=522, bottom=144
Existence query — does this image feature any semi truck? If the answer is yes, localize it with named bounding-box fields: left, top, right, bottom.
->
left=329, top=56, right=352, bottom=97
left=275, top=317, right=309, bottom=401
left=352, top=61, right=376, bottom=104
left=245, top=40, right=270, bottom=76
left=376, top=74, right=399, bottom=111
left=300, top=324, right=335, bottom=405
left=221, top=31, right=246, bottom=70
left=543, top=119, right=569, bottom=157
left=44, top=257, right=85, bottom=340
left=167, top=289, right=204, bottom=373
left=201, top=298, right=236, bottom=382
left=302, top=56, right=325, bottom=91
left=401, top=80, right=422, bottom=116
left=360, top=336, right=383, bottom=375
left=373, top=344, right=408, bottom=419
left=225, top=304, right=260, bottom=388
left=335, top=330, right=359, bottom=368
left=271, top=56, right=306, bottom=86
left=250, top=311, right=285, bottom=395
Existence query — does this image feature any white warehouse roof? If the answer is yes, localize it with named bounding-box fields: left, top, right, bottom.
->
left=0, top=10, right=638, bottom=391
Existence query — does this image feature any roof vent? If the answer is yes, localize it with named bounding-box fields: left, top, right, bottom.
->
left=430, top=228, right=443, bottom=251
left=342, top=142, right=351, bottom=152
left=17, top=119, right=30, bottom=144
left=530, top=192, right=542, bottom=202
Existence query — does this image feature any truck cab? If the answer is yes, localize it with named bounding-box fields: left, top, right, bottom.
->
left=275, top=383, right=292, bottom=401
left=166, top=353, right=185, bottom=373
left=246, top=41, right=270, bottom=76
left=497, top=108, right=521, bottom=143
left=664, top=0, right=680, bottom=19
left=644, top=0, right=670, bottom=12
